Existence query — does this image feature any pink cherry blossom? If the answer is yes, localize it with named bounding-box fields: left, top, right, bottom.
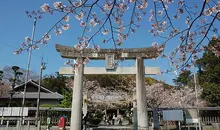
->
left=148, top=15, right=153, bottom=21
left=103, top=3, right=112, bottom=10
left=89, top=19, right=97, bottom=27
left=173, top=14, right=180, bottom=19
left=129, top=0, right=136, bottom=3
left=44, top=33, right=51, bottom=40
left=62, top=24, right=70, bottom=30
left=54, top=1, right=63, bottom=9
left=55, top=29, right=62, bottom=35
left=73, top=1, right=82, bottom=7
left=80, top=21, right=86, bottom=27
left=185, top=17, right=190, bottom=25
left=41, top=3, right=50, bottom=12
left=74, top=44, right=83, bottom=51
left=152, top=42, right=158, bottom=48
left=16, top=0, right=220, bottom=73
left=13, top=50, right=20, bottom=55
left=117, top=26, right=125, bottom=32
left=203, top=8, right=212, bottom=16
left=93, top=44, right=100, bottom=52
left=162, top=21, right=167, bottom=26
left=32, top=45, right=39, bottom=49
left=25, top=36, right=31, bottom=43
left=63, top=16, right=69, bottom=22
left=177, top=8, right=184, bottom=14
left=83, top=42, right=89, bottom=48
left=75, top=12, right=84, bottom=20
left=102, top=29, right=109, bottom=35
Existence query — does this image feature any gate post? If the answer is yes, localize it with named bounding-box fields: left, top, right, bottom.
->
left=136, top=57, right=148, bottom=130
left=70, top=57, right=84, bottom=130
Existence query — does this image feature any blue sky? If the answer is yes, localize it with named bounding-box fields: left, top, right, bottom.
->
left=0, top=0, right=216, bottom=85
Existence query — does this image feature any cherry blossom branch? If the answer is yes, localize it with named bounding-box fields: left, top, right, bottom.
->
left=154, top=1, right=159, bottom=24
left=87, top=0, right=116, bottom=47
left=177, top=12, right=219, bottom=70
left=184, top=0, right=207, bottom=46
left=15, top=0, right=220, bottom=74
left=81, top=0, right=99, bottom=37
left=127, top=1, right=137, bottom=34
left=160, top=0, right=175, bottom=29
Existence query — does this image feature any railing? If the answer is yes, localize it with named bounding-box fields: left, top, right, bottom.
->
left=0, top=107, right=220, bottom=128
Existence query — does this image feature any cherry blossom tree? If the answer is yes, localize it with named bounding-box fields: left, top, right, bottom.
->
left=83, top=77, right=133, bottom=109
left=0, top=82, right=9, bottom=97
left=76, top=76, right=206, bottom=108
left=14, top=0, right=220, bottom=73
left=146, top=83, right=206, bottom=108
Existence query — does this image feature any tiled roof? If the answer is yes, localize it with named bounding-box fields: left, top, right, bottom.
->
left=14, top=79, right=55, bottom=93
left=1, top=79, right=64, bottom=100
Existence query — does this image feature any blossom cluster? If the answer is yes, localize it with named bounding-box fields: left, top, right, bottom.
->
left=80, top=77, right=206, bottom=108
left=65, top=58, right=89, bottom=75
left=149, top=0, right=220, bottom=74
left=15, top=0, right=220, bottom=73
left=145, top=83, right=206, bottom=108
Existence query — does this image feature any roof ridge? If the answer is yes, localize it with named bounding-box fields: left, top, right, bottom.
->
left=14, top=79, right=55, bottom=94
left=30, top=80, right=55, bottom=94
left=14, top=79, right=32, bottom=88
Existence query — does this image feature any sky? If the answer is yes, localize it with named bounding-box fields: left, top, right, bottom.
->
left=0, top=0, right=217, bottom=85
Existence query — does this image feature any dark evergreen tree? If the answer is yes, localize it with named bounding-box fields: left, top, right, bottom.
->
left=173, top=70, right=194, bottom=87
left=196, top=39, right=220, bottom=106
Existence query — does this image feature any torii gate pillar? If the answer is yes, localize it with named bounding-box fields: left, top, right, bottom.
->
left=55, top=44, right=161, bottom=130
left=136, top=57, right=148, bottom=129
left=71, top=58, right=84, bottom=130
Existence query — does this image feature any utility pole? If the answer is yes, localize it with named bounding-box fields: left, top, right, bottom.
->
left=19, top=17, right=37, bottom=130
left=36, top=57, right=46, bottom=130
left=0, top=71, right=3, bottom=77
left=0, top=70, right=3, bottom=126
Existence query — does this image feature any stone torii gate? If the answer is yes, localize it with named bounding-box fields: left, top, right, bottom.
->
left=55, top=44, right=161, bottom=130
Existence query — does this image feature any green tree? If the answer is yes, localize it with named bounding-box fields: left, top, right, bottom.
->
left=42, top=72, right=68, bottom=94
left=196, top=39, right=220, bottom=106
left=173, top=70, right=194, bottom=87
left=42, top=72, right=73, bottom=108
left=201, top=83, right=220, bottom=106
left=56, top=89, right=72, bottom=108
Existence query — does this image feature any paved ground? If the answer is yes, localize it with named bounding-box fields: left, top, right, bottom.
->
left=0, top=125, right=133, bottom=130
left=1, top=125, right=220, bottom=130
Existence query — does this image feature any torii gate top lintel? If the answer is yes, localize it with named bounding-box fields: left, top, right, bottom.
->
left=55, top=44, right=161, bottom=59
